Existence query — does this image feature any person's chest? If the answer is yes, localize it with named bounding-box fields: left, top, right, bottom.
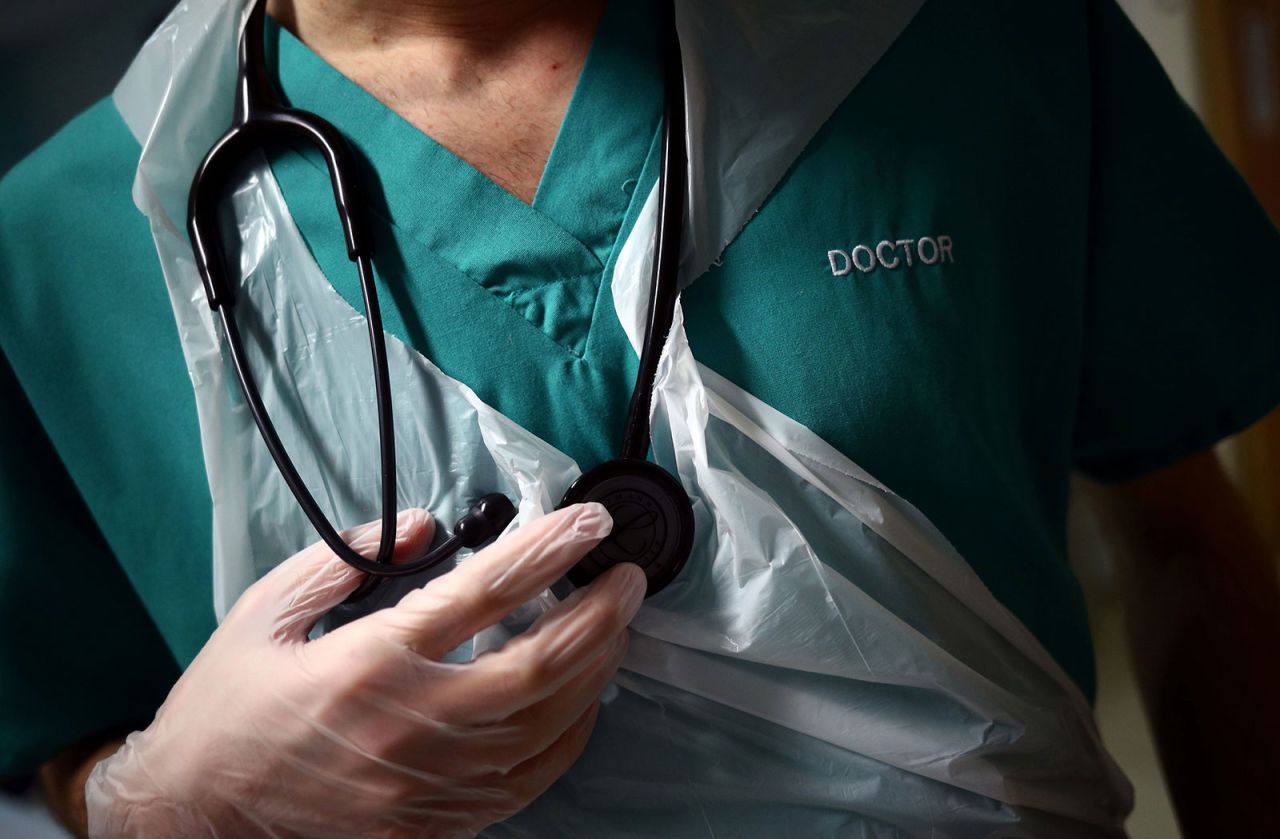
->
left=61, top=0, right=1097, bottom=686
left=270, top=0, right=1098, bottom=683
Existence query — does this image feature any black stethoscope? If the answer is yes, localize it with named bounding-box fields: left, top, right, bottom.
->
left=187, top=0, right=694, bottom=598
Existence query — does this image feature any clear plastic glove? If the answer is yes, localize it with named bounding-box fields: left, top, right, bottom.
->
left=85, top=502, right=644, bottom=838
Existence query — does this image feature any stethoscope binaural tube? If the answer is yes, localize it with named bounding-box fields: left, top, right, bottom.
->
left=188, top=0, right=693, bottom=597
left=190, top=0, right=515, bottom=586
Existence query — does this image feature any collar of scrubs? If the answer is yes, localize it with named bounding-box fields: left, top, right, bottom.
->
left=262, top=0, right=663, bottom=360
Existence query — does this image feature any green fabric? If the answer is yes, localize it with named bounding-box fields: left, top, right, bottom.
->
left=1, top=0, right=1277, bottom=780
left=0, top=355, right=180, bottom=776
left=0, top=98, right=208, bottom=778
left=260, top=0, right=662, bottom=467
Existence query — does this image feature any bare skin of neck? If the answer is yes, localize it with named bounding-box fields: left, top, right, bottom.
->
left=267, top=0, right=606, bottom=203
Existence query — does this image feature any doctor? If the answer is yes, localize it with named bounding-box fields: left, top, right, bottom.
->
left=1, top=0, right=1278, bottom=836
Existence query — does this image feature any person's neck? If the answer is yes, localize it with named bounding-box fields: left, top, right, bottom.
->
left=274, top=0, right=575, bottom=41
left=266, top=0, right=606, bottom=203
left=267, top=0, right=604, bottom=95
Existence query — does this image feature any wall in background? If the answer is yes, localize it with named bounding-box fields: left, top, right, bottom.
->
left=1118, top=0, right=1206, bottom=111
left=0, top=0, right=172, bottom=174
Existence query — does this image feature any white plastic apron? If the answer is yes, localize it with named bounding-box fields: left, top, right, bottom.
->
left=114, top=1, right=1133, bottom=835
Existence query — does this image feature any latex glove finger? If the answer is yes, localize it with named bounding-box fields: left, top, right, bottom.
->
left=464, top=628, right=630, bottom=772
left=483, top=701, right=602, bottom=819
left=404, top=701, right=602, bottom=830
left=346, top=632, right=624, bottom=799
left=237, top=508, right=435, bottom=643
left=444, top=562, right=644, bottom=722
left=360, top=502, right=613, bottom=659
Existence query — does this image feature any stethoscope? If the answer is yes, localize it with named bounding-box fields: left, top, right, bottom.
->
left=187, top=0, right=694, bottom=598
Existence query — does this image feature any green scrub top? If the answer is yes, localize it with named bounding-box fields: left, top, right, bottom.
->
left=2, top=0, right=1279, bottom=781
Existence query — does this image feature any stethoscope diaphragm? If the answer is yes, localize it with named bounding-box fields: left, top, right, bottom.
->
left=559, top=459, right=694, bottom=596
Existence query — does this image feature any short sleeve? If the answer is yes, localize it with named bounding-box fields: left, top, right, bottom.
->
left=1073, top=0, right=1280, bottom=481
left=0, top=353, right=179, bottom=779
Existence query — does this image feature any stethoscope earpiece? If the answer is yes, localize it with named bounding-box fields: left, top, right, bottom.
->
left=452, top=494, right=518, bottom=548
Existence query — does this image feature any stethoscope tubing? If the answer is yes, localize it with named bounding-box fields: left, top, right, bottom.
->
left=192, top=0, right=688, bottom=584
left=216, top=253, right=427, bottom=577
left=620, top=0, right=686, bottom=462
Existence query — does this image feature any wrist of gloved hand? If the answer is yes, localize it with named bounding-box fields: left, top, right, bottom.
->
left=86, top=728, right=226, bottom=838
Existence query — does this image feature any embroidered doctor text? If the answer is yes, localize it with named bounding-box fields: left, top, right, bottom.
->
left=827, top=236, right=955, bottom=275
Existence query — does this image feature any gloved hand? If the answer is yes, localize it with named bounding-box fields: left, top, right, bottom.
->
left=85, top=502, right=644, bottom=838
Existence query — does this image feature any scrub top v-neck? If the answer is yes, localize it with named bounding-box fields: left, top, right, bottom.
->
left=264, top=0, right=663, bottom=470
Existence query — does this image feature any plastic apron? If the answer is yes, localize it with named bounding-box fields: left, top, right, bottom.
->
left=114, top=1, right=1133, bottom=836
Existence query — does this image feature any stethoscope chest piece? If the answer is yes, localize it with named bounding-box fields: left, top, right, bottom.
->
left=560, top=459, right=694, bottom=596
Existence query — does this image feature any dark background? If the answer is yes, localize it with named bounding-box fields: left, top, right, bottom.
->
left=1, top=0, right=172, bottom=173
